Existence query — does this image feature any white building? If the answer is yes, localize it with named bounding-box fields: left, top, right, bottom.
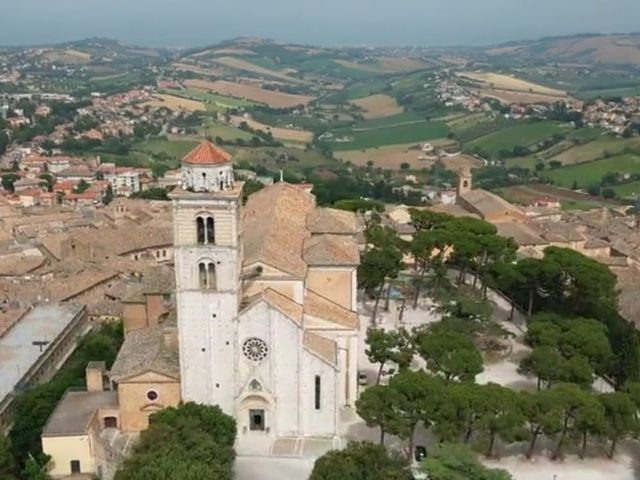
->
left=104, top=170, right=141, bottom=197
left=48, top=157, right=72, bottom=174
left=172, top=141, right=361, bottom=455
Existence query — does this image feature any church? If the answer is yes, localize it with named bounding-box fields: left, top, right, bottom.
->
left=171, top=141, right=361, bottom=454
left=41, top=141, right=361, bottom=476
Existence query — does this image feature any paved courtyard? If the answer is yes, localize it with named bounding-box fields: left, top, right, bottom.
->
left=235, top=456, right=315, bottom=480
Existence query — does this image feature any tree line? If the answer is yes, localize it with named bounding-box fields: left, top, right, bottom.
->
left=349, top=205, right=640, bottom=462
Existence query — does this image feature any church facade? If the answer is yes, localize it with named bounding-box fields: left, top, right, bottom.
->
left=172, top=141, right=361, bottom=454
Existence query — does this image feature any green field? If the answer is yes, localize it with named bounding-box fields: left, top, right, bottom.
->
left=544, top=154, right=640, bottom=188
left=134, top=138, right=199, bottom=158
left=163, top=88, right=257, bottom=112
left=341, top=78, right=390, bottom=100
left=468, top=122, right=566, bottom=157
left=326, top=121, right=449, bottom=151
left=549, top=136, right=640, bottom=165
left=230, top=146, right=336, bottom=170
left=351, top=111, right=423, bottom=130
left=577, top=86, right=640, bottom=100
left=612, top=181, right=640, bottom=199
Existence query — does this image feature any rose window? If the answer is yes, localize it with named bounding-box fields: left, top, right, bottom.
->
left=242, top=337, right=269, bottom=362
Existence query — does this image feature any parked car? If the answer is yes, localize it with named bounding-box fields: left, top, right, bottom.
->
left=357, top=371, right=368, bottom=386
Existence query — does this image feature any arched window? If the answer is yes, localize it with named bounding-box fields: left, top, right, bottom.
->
left=199, top=262, right=207, bottom=288
left=198, top=261, right=217, bottom=290
left=206, top=217, right=215, bottom=244
left=219, top=180, right=224, bottom=191
left=196, top=217, right=205, bottom=244
left=208, top=263, right=216, bottom=290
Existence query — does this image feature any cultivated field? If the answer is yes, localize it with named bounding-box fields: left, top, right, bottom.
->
left=230, top=116, right=314, bottom=143
left=42, top=48, right=91, bottom=64
left=328, top=121, right=449, bottom=151
left=336, top=57, right=429, bottom=73
left=468, top=122, right=566, bottom=157
left=497, top=184, right=615, bottom=209
left=543, top=154, right=640, bottom=187
left=134, top=138, right=199, bottom=159
left=550, top=136, right=640, bottom=165
left=172, top=62, right=225, bottom=76
left=612, top=180, right=640, bottom=199
left=145, top=94, right=205, bottom=112
left=231, top=146, right=334, bottom=170
left=211, top=56, right=304, bottom=84
left=350, top=94, right=404, bottom=119
left=459, top=71, right=566, bottom=96
left=183, top=79, right=314, bottom=108
left=442, top=153, right=484, bottom=172
left=192, top=47, right=257, bottom=57
left=471, top=88, right=567, bottom=105
left=335, top=138, right=459, bottom=169
left=163, top=88, right=257, bottom=112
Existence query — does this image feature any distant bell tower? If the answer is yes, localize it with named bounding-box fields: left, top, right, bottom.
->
left=457, top=167, right=472, bottom=196
left=171, top=141, right=243, bottom=414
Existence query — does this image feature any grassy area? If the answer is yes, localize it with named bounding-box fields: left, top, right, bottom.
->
left=97, top=151, right=152, bottom=167
left=341, top=78, right=390, bottom=100
left=505, top=127, right=605, bottom=169
left=351, top=111, right=424, bottom=130
left=549, top=136, right=640, bottom=165
left=612, top=181, right=640, bottom=199
left=231, top=146, right=334, bottom=170
left=543, top=154, right=640, bottom=188
left=467, top=122, right=566, bottom=157
left=577, top=86, right=640, bottom=100
left=134, top=138, right=199, bottom=158
left=163, top=88, right=258, bottom=112
left=326, top=121, right=449, bottom=151
left=452, top=116, right=510, bottom=144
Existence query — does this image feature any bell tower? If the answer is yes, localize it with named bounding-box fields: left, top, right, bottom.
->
left=457, top=167, right=472, bottom=196
left=171, top=141, right=243, bottom=414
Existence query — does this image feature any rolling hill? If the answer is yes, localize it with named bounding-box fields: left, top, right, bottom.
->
left=484, top=33, right=640, bottom=67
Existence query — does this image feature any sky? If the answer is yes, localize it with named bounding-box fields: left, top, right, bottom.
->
left=1, top=0, right=639, bottom=48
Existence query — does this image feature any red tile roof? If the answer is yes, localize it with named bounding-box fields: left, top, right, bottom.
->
left=182, top=141, right=232, bottom=166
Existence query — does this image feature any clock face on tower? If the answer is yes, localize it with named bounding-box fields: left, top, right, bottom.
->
left=242, top=337, right=269, bottom=362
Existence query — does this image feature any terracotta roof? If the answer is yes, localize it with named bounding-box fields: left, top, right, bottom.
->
left=242, top=288, right=304, bottom=325
left=303, top=331, right=337, bottom=367
left=306, top=208, right=358, bottom=235
left=303, top=234, right=360, bottom=267
left=584, top=238, right=610, bottom=249
left=263, top=288, right=303, bottom=324
left=182, top=141, right=232, bottom=165
left=0, top=250, right=45, bottom=276
left=459, top=189, right=525, bottom=219
left=304, top=290, right=359, bottom=329
left=243, top=182, right=315, bottom=278
left=42, top=390, right=118, bottom=437
left=496, top=222, right=547, bottom=247
left=110, top=324, right=180, bottom=382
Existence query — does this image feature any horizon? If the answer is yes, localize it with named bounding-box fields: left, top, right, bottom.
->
left=2, top=0, right=640, bottom=48
left=3, top=30, right=640, bottom=51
